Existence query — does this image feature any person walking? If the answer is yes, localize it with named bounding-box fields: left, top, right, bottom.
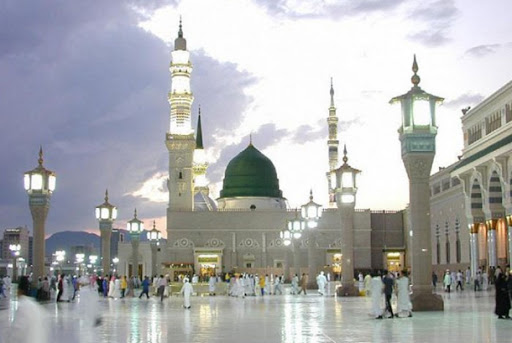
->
left=120, top=276, right=127, bottom=298
left=456, top=270, right=464, bottom=291
left=371, top=271, right=384, bottom=319
left=382, top=271, right=395, bottom=318
left=208, top=274, right=217, bottom=296
left=273, top=275, right=283, bottom=295
left=298, top=273, right=308, bottom=295
left=7, top=276, right=48, bottom=343
left=181, top=278, right=194, bottom=309
left=157, top=275, right=168, bottom=302
left=443, top=270, right=452, bottom=293
left=291, top=274, right=299, bottom=295
left=495, top=271, right=511, bottom=319
left=139, top=276, right=150, bottom=299
left=432, top=271, right=438, bottom=289
left=258, top=274, right=265, bottom=296
left=395, top=271, right=412, bottom=318
left=316, top=271, right=327, bottom=296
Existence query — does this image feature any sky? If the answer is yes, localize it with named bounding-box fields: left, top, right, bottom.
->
left=1, top=0, right=512, bottom=238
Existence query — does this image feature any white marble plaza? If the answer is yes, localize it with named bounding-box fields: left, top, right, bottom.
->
left=0, top=287, right=509, bottom=343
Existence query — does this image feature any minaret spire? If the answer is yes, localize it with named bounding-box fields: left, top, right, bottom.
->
left=330, top=77, right=335, bottom=107
left=195, top=106, right=203, bottom=149
left=178, top=16, right=183, bottom=38
left=326, top=78, right=339, bottom=207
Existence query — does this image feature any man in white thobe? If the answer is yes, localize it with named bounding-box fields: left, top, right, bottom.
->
left=208, top=275, right=217, bottom=295
left=273, top=275, right=283, bottom=295
left=395, top=272, right=412, bottom=318
left=316, top=271, right=327, bottom=296
left=180, top=278, right=194, bottom=309
left=291, top=274, right=299, bottom=295
left=371, top=273, right=384, bottom=319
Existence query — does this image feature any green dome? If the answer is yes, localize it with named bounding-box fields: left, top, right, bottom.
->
left=219, top=144, right=283, bottom=198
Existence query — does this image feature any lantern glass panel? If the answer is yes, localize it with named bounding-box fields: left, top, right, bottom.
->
left=31, top=174, right=42, bottom=190
left=341, top=171, right=353, bottom=188
left=413, top=99, right=431, bottom=126
left=48, top=175, right=56, bottom=191
left=101, top=208, right=109, bottom=219
left=24, top=174, right=30, bottom=190
left=95, top=208, right=100, bottom=219
left=112, top=208, right=118, bottom=220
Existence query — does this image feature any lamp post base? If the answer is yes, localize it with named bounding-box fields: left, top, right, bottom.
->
left=411, top=290, right=444, bottom=311
left=337, top=283, right=360, bottom=297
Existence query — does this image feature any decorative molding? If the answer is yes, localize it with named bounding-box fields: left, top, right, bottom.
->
left=268, top=238, right=284, bottom=248
left=238, top=238, right=260, bottom=249
left=173, top=238, right=194, bottom=248
left=205, top=238, right=225, bottom=248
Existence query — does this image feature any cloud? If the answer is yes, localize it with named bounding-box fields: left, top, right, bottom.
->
left=464, top=44, right=504, bottom=58
left=443, top=93, right=485, bottom=110
left=252, top=0, right=405, bottom=19
left=407, top=0, right=459, bottom=46
left=0, top=0, right=254, bottom=235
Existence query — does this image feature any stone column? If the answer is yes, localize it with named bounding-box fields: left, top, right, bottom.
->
left=307, top=230, right=318, bottom=288
left=338, top=202, right=359, bottom=296
left=487, top=221, right=497, bottom=267
left=131, top=238, right=140, bottom=278
left=100, top=221, right=113, bottom=275
left=293, top=239, right=301, bottom=277
left=150, top=243, right=158, bottom=277
left=469, top=224, right=480, bottom=280
left=508, top=225, right=512, bottom=267
left=403, top=154, right=444, bottom=311
left=29, top=195, right=50, bottom=280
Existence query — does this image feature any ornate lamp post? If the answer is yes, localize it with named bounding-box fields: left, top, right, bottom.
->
left=333, top=146, right=360, bottom=296
left=390, top=55, right=444, bottom=311
left=24, top=147, right=56, bottom=280
left=287, top=213, right=305, bottom=277
left=95, top=190, right=117, bottom=275
left=301, top=191, right=323, bottom=287
left=9, top=244, right=21, bottom=281
left=147, top=221, right=162, bottom=278
left=127, top=209, right=144, bottom=278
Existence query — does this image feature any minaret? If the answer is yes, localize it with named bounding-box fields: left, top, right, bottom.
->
left=193, top=106, right=209, bottom=195
left=326, top=78, right=339, bottom=207
left=166, top=18, right=195, bottom=211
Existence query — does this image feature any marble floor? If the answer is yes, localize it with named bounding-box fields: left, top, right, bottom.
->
left=0, top=287, right=509, bottom=343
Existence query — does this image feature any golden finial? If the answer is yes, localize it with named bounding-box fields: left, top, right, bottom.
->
left=411, top=54, right=420, bottom=87
left=343, top=144, right=348, bottom=163
left=38, top=146, right=43, bottom=166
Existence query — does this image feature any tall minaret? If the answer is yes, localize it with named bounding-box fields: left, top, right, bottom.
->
left=193, top=107, right=209, bottom=195
left=166, top=18, right=195, bottom=211
left=326, top=78, right=339, bottom=207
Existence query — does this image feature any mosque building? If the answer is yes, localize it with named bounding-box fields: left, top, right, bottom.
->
left=117, top=22, right=408, bottom=281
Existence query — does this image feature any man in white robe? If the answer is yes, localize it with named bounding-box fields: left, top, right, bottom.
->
left=180, top=278, right=194, bottom=309
left=395, top=272, right=412, bottom=317
left=371, top=272, right=384, bottom=319
left=273, top=275, right=283, bottom=295
left=316, top=271, right=327, bottom=296
left=208, top=274, right=217, bottom=295
left=291, top=274, right=299, bottom=295
left=364, top=273, right=372, bottom=296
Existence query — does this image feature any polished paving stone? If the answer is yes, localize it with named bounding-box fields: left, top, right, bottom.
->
left=1, top=287, right=510, bottom=343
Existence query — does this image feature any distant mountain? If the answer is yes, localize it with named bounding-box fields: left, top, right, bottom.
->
left=45, top=229, right=150, bottom=256
left=45, top=231, right=100, bottom=255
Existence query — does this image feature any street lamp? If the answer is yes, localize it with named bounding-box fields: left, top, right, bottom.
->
left=390, top=55, right=444, bottom=311
left=112, top=257, right=119, bottom=273
left=24, top=147, right=56, bottom=280
left=333, top=145, right=360, bottom=296
left=95, top=190, right=117, bottom=275
left=9, top=244, right=21, bottom=281
left=127, top=209, right=144, bottom=279
left=301, top=190, right=323, bottom=228
left=75, top=253, right=85, bottom=276
left=147, top=221, right=162, bottom=278
left=301, top=191, right=323, bottom=287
